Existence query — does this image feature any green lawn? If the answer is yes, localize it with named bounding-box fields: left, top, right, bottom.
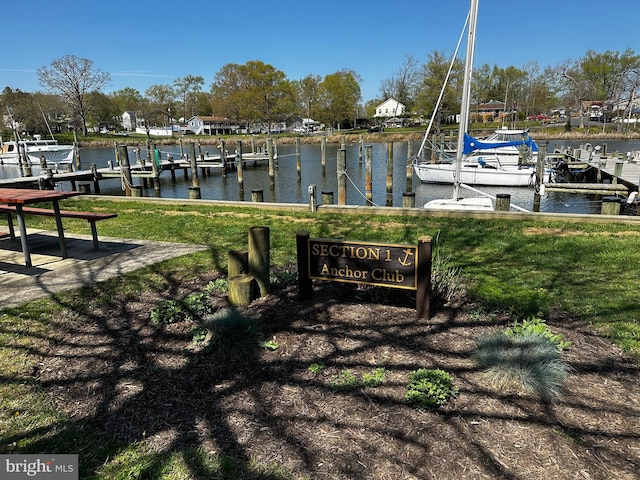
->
left=2, top=198, right=640, bottom=478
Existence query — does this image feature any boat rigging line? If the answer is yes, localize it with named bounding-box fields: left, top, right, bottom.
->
left=415, top=10, right=469, bottom=160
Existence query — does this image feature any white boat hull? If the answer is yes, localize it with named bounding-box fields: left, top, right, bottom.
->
left=424, top=196, right=494, bottom=211
left=0, top=141, right=74, bottom=165
left=414, top=162, right=537, bottom=187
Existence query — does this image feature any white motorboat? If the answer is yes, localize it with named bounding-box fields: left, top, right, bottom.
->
left=0, top=134, right=74, bottom=166
left=468, top=127, right=538, bottom=165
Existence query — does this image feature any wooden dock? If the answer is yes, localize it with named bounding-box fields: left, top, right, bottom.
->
left=545, top=146, right=640, bottom=195
left=0, top=153, right=268, bottom=191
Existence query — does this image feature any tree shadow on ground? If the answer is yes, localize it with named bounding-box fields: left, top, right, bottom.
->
left=3, top=267, right=640, bottom=479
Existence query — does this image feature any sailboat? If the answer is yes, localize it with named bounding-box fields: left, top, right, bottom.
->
left=417, top=0, right=537, bottom=209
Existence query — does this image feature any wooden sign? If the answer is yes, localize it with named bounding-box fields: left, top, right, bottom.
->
left=307, top=238, right=417, bottom=289
left=296, top=231, right=432, bottom=319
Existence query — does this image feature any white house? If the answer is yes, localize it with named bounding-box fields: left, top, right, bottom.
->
left=187, top=116, right=234, bottom=135
left=374, top=98, right=406, bottom=118
left=121, top=111, right=139, bottom=131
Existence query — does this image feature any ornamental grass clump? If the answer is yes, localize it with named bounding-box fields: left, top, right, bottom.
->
left=200, top=308, right=262, bottom=362
left=473, top=330, right=571, bottom=399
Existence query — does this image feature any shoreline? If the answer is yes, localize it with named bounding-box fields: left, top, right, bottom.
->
left=72, top=128, right=640, bottom=149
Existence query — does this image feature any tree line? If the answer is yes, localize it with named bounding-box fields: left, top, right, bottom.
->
left=1, top=48, right=639, bottom=138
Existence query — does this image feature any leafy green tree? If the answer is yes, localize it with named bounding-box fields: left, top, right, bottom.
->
left=317, top=69, right=361, bottom=130
left=145, top=84, right=177, bottom=126
left=580, top=49, right=640, bottom=110
left=414, top=50, right=463, bottom=132
left=211, top=61, right=295, bottom=132
left=110, top=87, right=144, bottom=115
left=85, top=91, right=120, bottom=131
left=211, top=62, right=246, bottom=125
left=37, top=55, right=110, bottom=135
left=194, top=91, right=213, bottom=116
left=0, top=89, right=69, bottom=137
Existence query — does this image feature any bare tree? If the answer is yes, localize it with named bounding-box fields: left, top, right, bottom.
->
left=38, top=55, right=110, bottom=135
left=174, top=75, right=204, bottom=120
left=379, top=54, right=420, bottom=111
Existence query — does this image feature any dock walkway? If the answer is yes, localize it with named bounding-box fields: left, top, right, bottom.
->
left=549, top=146, right=640, bottom=192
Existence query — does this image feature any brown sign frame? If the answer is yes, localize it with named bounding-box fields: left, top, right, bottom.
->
left=296, top=231, right=432, bottom=319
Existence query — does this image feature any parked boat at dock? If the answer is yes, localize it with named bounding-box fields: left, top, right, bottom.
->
left=0, top=134, right=74, bottom=166
left=468, top=127, right=538, bottom=164
left=415, top=157, right=540, bottom=187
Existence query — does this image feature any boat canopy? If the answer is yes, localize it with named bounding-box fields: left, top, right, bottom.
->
left=462, top=133, right=538, bottom=154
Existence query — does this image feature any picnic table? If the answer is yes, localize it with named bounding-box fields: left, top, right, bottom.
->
left=0, top=188, right=85, bottom=267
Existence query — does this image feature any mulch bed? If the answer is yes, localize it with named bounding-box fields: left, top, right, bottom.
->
left=37, top=272, right=640, bottom=479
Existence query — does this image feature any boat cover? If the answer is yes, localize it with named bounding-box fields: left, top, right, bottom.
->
left=463, top=133, right=538, bottom=154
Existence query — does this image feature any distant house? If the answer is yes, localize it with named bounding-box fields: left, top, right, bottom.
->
left=611, top=97, right=640, bottom=117
left=383, top=117, right=404, bottom=128
left=286, top=116, right=321, bottom=132
left=471, top=100, right=506, bottom=121
left=302, top=117, right=321, bottom=131
left=374, top=98, right=406, bottom=118
left=121, top=111, right=139, bottom=131
left=187, top=116, right=234, bottom=135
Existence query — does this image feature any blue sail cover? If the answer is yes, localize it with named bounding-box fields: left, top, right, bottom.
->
left=462, top=133, right=538, bottom=154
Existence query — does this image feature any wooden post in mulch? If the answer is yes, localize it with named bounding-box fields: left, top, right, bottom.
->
left=296, top=231, right=312, bottom=300
left=416, top=236, right=432, bottom=319
left=228, top=274, right=258, bottom=305
left=249, top=226, right=270, bottom=297
left=228, top=249, right=249, bottom=277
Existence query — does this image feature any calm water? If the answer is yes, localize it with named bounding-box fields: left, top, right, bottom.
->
left=2, top=137, right=639, bottom=214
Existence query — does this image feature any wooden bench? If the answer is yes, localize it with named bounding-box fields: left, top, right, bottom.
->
left=0, top=205, right=117, bottom=251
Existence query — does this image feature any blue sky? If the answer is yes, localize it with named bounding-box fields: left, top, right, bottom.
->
left=2, top=1, right=637, bottom=103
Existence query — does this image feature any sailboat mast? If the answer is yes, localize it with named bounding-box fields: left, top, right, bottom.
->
left=453, top=0, right=478, bottom=200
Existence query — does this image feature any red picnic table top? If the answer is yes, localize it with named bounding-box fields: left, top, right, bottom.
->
left=0, top=188, right=84, bottom=267
left=0, top=188, right=81, bottom=205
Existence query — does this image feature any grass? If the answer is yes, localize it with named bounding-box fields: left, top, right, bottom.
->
left=2, top=199, right=640, bottom=477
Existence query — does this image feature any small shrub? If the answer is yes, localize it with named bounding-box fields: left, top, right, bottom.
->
left=404, top=369, right=458, bottom=410
left=150, top=292, right=214, bottom=325
left=330, top=367, right=387, bottom=392
left=190, top=326, right=209, bottom=345
left=308, top=363, right=325, bottom=374
left=150, top=299, right=184, bottom=325
left=473, top=331, right=571, bottom=399
left=270, top=268, right=298, bottom=287
left=431, top=233, right=463, bottom=304
left=261, top=339, right=279, bottom=350
left=431, top=252, right=462, bottom=302
left=201, top=308, right=262, bottom=362
left=331, top=369, right=358, bottom=392
left=504, top=316, right=571, bottom=351
left=362, top=367, right=386, bottom=387
left=182, top=292, right=215, bottom=319
left=206, top=278, right=229, bottom=294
